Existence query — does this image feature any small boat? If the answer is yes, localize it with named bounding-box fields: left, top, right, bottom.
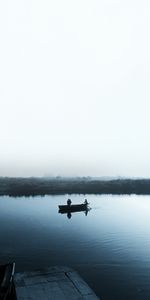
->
left=59, top=202, right=89, bottom=214
left=0, top=263, right=16, bottom=300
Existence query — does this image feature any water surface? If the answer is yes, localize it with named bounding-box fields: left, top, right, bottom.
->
left=0, top=194, right=150, bottom=300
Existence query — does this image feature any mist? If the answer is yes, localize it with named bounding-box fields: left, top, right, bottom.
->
left=0, top=0, right=150, bottom=177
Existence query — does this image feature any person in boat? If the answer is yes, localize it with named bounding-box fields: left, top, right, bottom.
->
left=67, top=199, right=72, bottom=207
left=84, top=199, right=88, bottom=205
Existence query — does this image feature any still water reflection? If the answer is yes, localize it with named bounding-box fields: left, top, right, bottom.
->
left=0, top=194, right=150, bottom=300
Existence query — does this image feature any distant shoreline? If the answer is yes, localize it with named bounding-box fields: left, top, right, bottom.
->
left=0, top=177, right=150, bottom=196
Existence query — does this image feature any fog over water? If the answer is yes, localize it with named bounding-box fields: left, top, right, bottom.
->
left=0, top=1, right=150, bottom=177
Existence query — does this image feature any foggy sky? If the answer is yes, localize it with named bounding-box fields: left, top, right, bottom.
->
left=0, top=0, right=150, bottom=177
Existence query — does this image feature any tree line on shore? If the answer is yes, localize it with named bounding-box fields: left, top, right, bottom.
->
left=0, top=177, right=150, bottom=196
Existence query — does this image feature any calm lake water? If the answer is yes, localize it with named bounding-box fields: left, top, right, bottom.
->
left=0, top=194, right=150, bottom=299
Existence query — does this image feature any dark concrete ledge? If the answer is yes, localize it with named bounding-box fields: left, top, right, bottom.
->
left=14, top=266, right=100, bottom=299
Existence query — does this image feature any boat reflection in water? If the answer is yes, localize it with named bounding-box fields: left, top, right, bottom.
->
left=58, top=199, right=91, bottom=219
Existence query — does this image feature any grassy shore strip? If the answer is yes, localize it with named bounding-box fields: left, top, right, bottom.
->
left=0, top=177, right=150, bottom=196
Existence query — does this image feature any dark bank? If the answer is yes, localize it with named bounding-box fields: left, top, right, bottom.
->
left=1, top=177, right=150, bottom=196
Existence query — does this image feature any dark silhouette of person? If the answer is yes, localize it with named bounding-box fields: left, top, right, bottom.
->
left=67, top=199, right=72, bottom=206
left=84, top=199, right=88, bottom=205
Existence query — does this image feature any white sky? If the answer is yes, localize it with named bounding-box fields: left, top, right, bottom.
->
left=0, top=0, right=150, bottom=177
